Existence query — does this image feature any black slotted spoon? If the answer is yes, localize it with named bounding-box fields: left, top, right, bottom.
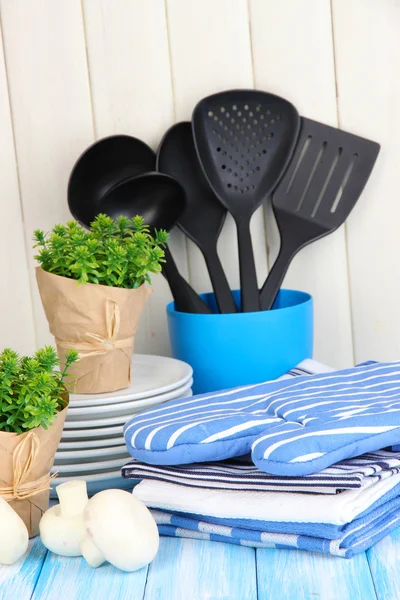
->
left=260, top=117, right=381, bottom=310
left=192, top=89, right=300, bottom=312
left=157, top=121, right=237, bottom=314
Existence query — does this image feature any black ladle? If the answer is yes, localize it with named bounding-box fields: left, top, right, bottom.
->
left=68, top=135, right=156, bottom=226
left=98, top=172, right=212, bottom=314
left=157, top=122, right=237, bottom=314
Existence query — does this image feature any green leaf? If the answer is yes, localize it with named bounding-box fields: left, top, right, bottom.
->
left=32, top=214, right=168, bottom=289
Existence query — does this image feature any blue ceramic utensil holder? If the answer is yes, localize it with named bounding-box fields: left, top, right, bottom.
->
left=167, top=289, right=313, bottom=394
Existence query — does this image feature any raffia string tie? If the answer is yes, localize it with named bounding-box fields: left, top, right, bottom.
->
left=0, top=431, right=58, bottom=502
left=57, top=299, right=134, bottom=360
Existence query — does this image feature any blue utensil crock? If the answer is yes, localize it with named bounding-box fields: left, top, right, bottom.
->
left=166, top=289, right=313, bottom=394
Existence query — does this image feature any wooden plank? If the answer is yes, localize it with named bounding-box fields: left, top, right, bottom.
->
left=0, top=538, right=47, bottom=600
left=144, top=537, right=257, bottom=600
left=166, top=0, right=268, bottom=297
left=0, top=19, right=36, bottom=355
left=367, top=530, right=400, bottom=600
left=83, top=0, right=185, bottom=356
left=31, top=545, right=148, bottom=600
left=332, top=0, right=400, bottom=365
left=256, top=548, right=377, bottom=600
left=0, top=0, right=94, bottom=349
left=249, top=0, right=354, bottom=369
left=369, top=530, right=400, bottom=600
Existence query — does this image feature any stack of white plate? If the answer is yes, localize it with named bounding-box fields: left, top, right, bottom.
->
left=50, top=354, right=193, bottom=497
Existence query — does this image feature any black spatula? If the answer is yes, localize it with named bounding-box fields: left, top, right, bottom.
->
left=193, top=89, right=300, bottom=312
left=157, top=122, right=237, bottom=314
left=260, top=117, right=380, bottom=310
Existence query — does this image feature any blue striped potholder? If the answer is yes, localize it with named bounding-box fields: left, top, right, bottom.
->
left=123, top=361, right=400, bottom=476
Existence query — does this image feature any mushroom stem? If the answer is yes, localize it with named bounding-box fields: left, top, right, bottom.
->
left=57, top=480, right=89, bottom=517
left=80, top=536, right=106, bottom=568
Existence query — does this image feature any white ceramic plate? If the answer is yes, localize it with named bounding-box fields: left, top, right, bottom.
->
left=55, top=445, right=129, bottom=463
left=57, top=437, right=126, bottom=450
left=70, top=354, right=193, bottom=408
left=60, top=389, right=191, bottom=438
left=50, top=472, right=136, bottom=498
left=51, top=455, right=129, bottom=474
left=60, top=424, right=124, bottom=439
left=66, top=378, right=193, bottom=420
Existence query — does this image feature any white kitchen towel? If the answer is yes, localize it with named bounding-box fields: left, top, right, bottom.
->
left=133, top=471, right=400, bottom=529
left=122, top=450, right=400, bottom=494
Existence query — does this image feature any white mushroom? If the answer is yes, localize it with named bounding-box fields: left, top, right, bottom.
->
left=0, top=496, right=29, bottom=565
left=80, top=489, right=159, bottom=572
left=39, top=480, right=88, bottom=557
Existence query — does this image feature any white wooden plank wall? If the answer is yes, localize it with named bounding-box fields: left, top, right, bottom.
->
left=0, top=0, right=396, bottom=369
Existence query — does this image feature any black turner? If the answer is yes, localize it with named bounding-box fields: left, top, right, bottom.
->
left=260, top=117, right=380, bottom=310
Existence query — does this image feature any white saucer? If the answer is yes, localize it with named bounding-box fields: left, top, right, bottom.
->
left=51, top=455, right=129, bottom=474
left=58, top=437, right=126, bottom=450
left=61, top=388, right=191, bottom=438
left=70, top=354, right=193, bottom=408
left=55, top=445, right=129, bottom=463
left=66, top=379, right=193, bottom=420
left=60, top=424, right=124, bottom=439
left=50, top=471, right=137, bottom=498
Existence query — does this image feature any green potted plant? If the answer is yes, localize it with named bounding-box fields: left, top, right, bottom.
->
left=0, top=346, right=77, bottom=537
left=34, top=214, right=168, bottom=394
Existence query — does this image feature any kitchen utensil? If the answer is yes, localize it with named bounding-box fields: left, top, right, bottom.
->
left=157, top=122, right=237, bottom=313
left=68, top=134, right=156, bottom=226
left=69, top=353, right=193, bottom=408
left=167, top=288, right=312, bottom=394
left=100, top=172, right=212, bottom=314
left=259, top=117, right=381, bottom=310
left=192, top=89, right=300, bottom=312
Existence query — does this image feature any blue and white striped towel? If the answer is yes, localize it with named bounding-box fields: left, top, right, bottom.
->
left=124, top=360, right=400, bottom=476
left=152, top=503, right=400, bottom=558
left=121, top=450, right=400, bottom=494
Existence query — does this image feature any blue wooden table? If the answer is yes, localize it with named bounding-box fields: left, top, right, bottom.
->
left=1, top=528, right=399, bottom=600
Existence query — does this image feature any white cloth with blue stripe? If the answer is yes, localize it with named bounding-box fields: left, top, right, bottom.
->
left=151, top=503, right=400, bottom=558
left=124, top=360, right=400, bottom=476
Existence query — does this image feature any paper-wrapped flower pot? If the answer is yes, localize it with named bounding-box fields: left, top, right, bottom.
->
left=36, top=268, right=152, bottom=394
left=0, top=401, right=68, bottom=538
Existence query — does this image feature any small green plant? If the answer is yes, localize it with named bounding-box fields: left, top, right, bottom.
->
left=33, top=214, right=169, bottom=288
left=0, top=347, right=78, bottom=434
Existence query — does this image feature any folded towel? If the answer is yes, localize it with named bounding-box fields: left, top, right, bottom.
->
left=124, top=360, right=400, bottom=477
left=133, top=473, right=400, bottom=538
left=152, top=504, right=400, bottom=558
left=122, top=450, right=400, bottom=494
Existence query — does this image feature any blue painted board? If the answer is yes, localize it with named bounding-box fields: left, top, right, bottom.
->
left=31, top=542, right=148, bottom=600
left=0, top=538, right=47, bottom=600
left=144, top=537, right=257, bottom=600
left=256, top=548, right=377, bottom=600
left=367, top=530, right=400, bottom=600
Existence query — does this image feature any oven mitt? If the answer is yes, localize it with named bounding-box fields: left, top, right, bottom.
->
left=123, top=361, right=400, bottom=476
